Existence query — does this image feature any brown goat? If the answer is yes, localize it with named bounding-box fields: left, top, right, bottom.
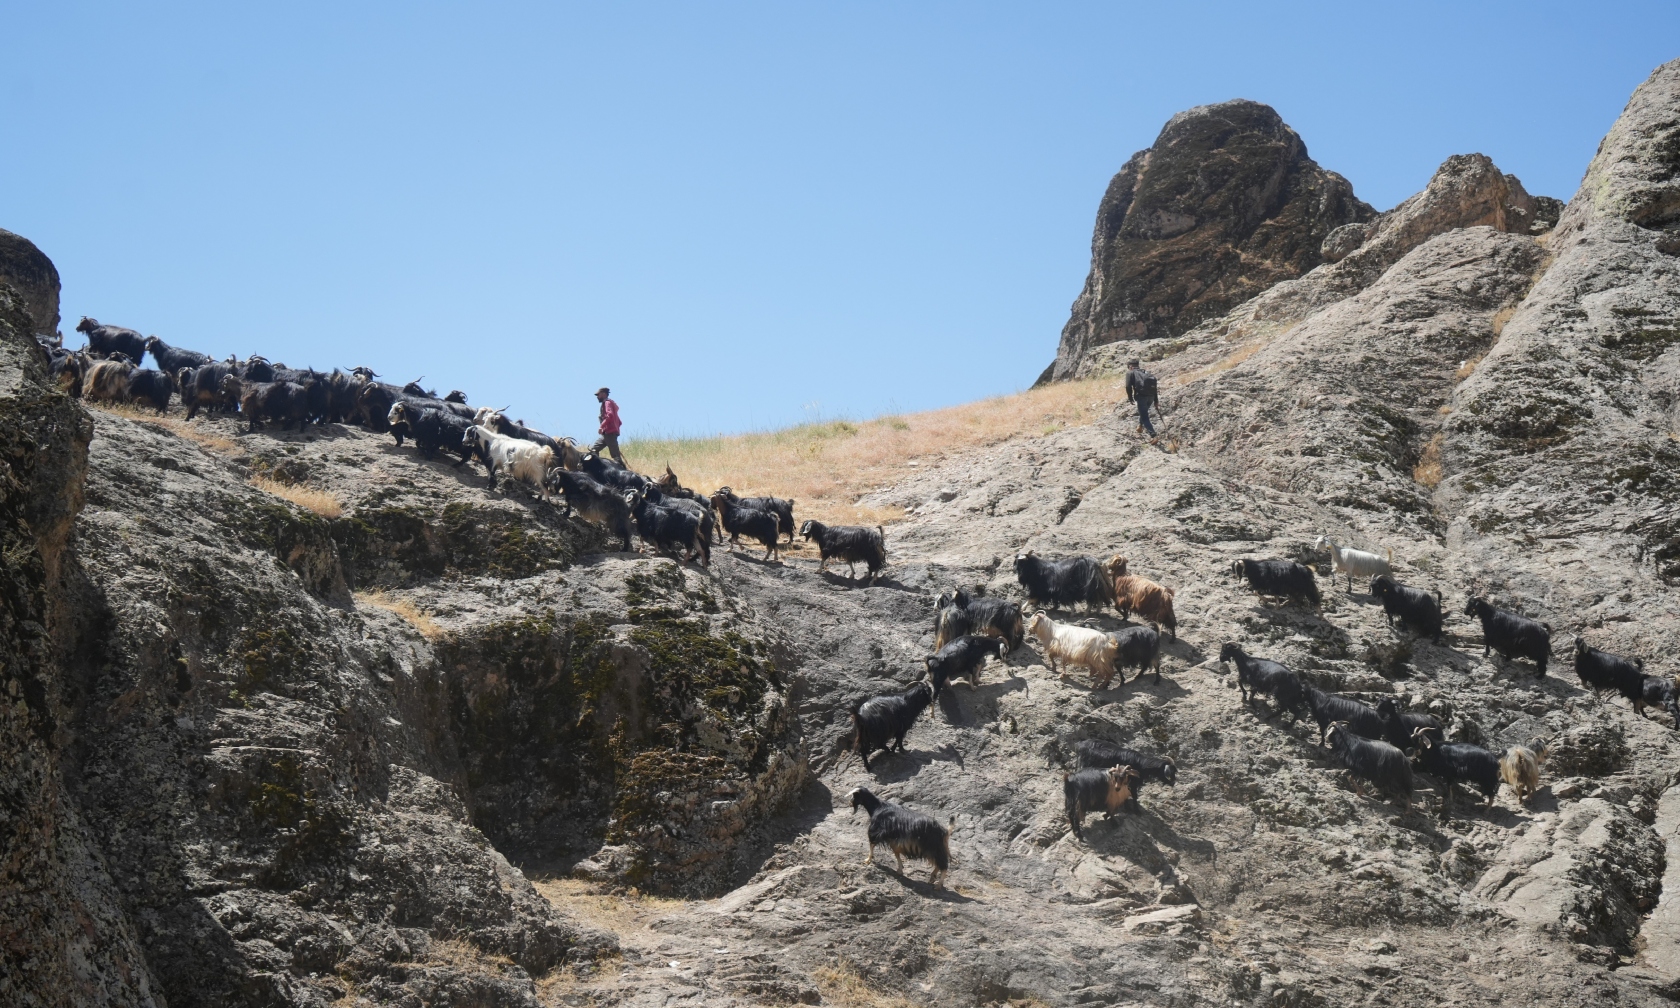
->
left=1104, top=555, right=1178, bottom=638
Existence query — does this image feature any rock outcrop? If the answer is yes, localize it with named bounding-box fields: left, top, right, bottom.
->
left=1041, top=99, right=1373, bottom=383
left=0, top=227, right=62, bottom=340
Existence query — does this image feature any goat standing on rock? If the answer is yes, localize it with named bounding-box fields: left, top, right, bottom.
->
left=847, top=787, right=950, bottom=887
left=849, top=681, right=934, bottom=771
left=1465, top=597, right=1551, bottom=676
left=1313, top=534, right=1392, bottom=592
left=1027, top=612, right=1119, bottom=689
left=799, top=520, right=886, bottom=581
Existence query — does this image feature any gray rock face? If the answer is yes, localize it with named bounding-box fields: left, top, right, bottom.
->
left=0, top=227, right=62, bottom=340
left=1043, top=99, right=1374, bottom=383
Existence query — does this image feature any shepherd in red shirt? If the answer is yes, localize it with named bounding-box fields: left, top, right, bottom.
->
left=592, top=387, right=625, bottom=465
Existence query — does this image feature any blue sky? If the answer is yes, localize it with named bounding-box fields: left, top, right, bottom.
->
left=3, top=3, right=1675, bottom=439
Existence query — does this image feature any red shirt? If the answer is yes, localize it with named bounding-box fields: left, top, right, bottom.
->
left=598, top=398, right=621, bottom=436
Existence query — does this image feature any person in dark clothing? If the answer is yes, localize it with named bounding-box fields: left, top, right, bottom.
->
left=1125, top=359, right=1160, bottom=437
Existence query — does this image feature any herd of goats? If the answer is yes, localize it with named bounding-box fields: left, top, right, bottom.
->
left=42, top=318, right=1680, bottom=891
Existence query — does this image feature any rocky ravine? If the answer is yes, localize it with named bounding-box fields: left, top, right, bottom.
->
left=5, top=56, right=1680, bottom=1008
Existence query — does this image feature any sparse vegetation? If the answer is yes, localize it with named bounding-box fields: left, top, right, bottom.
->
left=622, top=375, right=1127, bottom=525
left=1413, top=433, right=1445, bottom=488
left=1173, top=339, right=1267, bottom=386
left=355, top=590, right=444, bottom=637
left=250, top=474, right=343, bottom=517
left=85, top=400, right=241, bottom=454
left=812, top=962, right=921, bottom=1008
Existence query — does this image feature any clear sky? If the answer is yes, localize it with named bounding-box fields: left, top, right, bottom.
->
left=4, top=3, right=1675, bottom=440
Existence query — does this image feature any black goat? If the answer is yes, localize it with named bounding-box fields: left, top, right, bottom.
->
left=1640, top=675, right=1680, bottom=729
left=1573, top=638, right=1676, bottom=724
left=626, top=488, right=710, bottom=565
left=800, top=520, right=886, bottom=580
left=924, top=635, right=1006, bottom=698
left=76, top=317, right=147, bottom=361
left=932, top=588, right=1024, bottom=652
left=1326, top=723, right=1412, bottom=808
left=1107, top=624, right=1162, bottom=686
left=713, top=486, right=795, bottom=542
left=1301, top=685, right=1385, bottom=747
left=444, top=389, right=468, bottom=404
left=847, top=787, right=949, bottom=887
left=1013, top=552, right=1114, bottom=611
left=1370, top=575, right=1443, bottom=642
left=1375, top=698, right=1443, bottom=753
left=125, top=368, right=174, bottom=414
left=1410, top=729, right=1500, bottom=814
left=224, top=376, right=309, bottom=432
left=1465, top=597, right=1551, bottom=676
left=547, top=470, right=634, bottom=551
left=1063, top=766, right=1140, bottom=841
left=180, top=362, right=236, bottom=418
left=1231, top=558, right=1320, bottom=606
left=324, top=369, right=363, bottom=423
left=142, top=335, right=211, bottom=373
left=387, top=403, right=479, bottom=467
left=1075, top=740, right=1175, bottom=811
left=1219, top=643, right=1304, bottom=717
left=581, top=452, right=652, bottom=492
left=711, top=493, right=781, bottom=560
left=235, top=355, right=276, bottom=382
left=640, top=486, right=716, bottom=546
left=48, top=349, right=84, bottom=397
left=848, top=681, right=934, bottom=771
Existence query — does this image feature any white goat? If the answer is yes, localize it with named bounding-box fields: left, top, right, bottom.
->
left=1313, top=534, right=1393, bottom=591
left=1026, top=611, right=1120, bottom=689
left=466, top=425, right=555, bottom=501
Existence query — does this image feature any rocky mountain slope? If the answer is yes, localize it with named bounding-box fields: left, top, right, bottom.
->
left=4, top=55, right=1680, bottom=1008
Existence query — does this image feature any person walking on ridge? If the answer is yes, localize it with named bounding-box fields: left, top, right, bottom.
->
left=593, top=387, right=625, bottom=464
left=1125, top=358, right=1161, bottom=439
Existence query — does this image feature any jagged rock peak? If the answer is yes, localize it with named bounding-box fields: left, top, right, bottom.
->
left=1041, top=99, right=1373, bottom=383
left=1321, top=153, right=1562, bottom=269
left=0, top=228, right=61, bottom=340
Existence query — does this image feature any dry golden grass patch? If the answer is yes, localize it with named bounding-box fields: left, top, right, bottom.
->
left=1454, top=352, right=1487, bottom=382
left=428, top=937, right=516, bottom=970
left=85, top=400, right=242, bottom=454
left=1413, top=432, right=1445, bottom=488
left=355, top=590, right=444, bottom=638
left=621, top=376, right=1126, bottom=526
left=249, top=474, right=343, bottom=518
left=811, top=962, right=920, bottom=1008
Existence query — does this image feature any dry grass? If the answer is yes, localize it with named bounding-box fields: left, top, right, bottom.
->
left=811, top=962, right=921, bottom=1008
left=621, top=376, right=1127, bottom=526
left=249, top=474, right=343, bottom=517
left=530, top=878, right=686, bottom=934
left=1413, top=432, right=1445, bottom=488
left=355, top=590, right=444, bottom=638
left=84, top=400, right=242, bottom=454
left=1454, top=352, right=1487, bottom=382
left=428, top=937, right=516, bottom=970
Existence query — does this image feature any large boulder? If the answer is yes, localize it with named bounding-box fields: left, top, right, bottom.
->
left=1041, top=99, right=1373, bottom=383
left=0, top=227, right=61, bottom=340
